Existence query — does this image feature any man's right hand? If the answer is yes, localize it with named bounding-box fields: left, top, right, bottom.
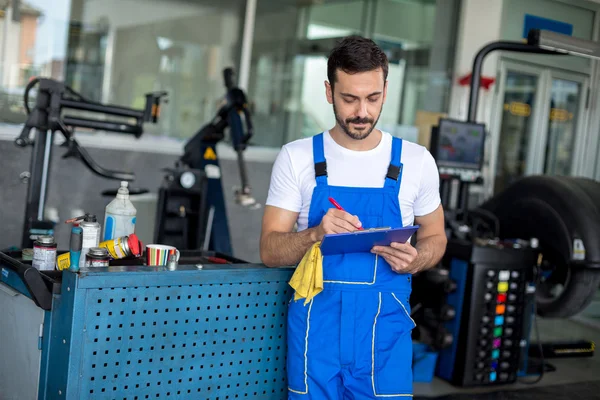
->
left=312, top=208, right=362, bottom=241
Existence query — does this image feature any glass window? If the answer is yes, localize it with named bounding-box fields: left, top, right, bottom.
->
left=0, top=0, right=246, bottom=142
left=0, top=0, right=459, bottom=149
left=543, top=78, right=581, bottom=176
left=248, top=0, right=459, bottom=148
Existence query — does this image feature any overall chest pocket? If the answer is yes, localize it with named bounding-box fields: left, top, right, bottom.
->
left=322, top=252, right=378, bottom=284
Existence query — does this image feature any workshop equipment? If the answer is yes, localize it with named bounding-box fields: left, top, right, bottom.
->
left=154, top=67, right=258, bottom=254
left=14, top=77, right=167, bottom=248
left=0, top=250, right=293, bottom=399
left=412, top=28, right=600, bottom=389
left=434, top=239, right=538, bottom=386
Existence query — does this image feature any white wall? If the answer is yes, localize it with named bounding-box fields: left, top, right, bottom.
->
left=447, top=0, right=504, bottom=124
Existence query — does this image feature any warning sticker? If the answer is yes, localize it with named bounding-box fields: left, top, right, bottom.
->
left=573, top=238, right=586, bottom=260
left=204, top=147, right=217, bottom=160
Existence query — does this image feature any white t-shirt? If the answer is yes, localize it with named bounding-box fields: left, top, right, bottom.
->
left=266, top=130, right=441, bottom=231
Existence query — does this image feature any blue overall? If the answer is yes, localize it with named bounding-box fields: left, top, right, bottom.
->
left=287, top=133, right=416, bottom=399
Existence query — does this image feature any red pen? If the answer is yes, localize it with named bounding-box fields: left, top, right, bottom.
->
left=328, top=197, right=364, bottom=230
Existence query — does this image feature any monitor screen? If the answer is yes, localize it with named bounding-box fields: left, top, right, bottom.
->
left=433, top=119, right=486, bottom=170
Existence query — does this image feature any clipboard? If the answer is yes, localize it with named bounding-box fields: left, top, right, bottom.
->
left=320, top=225, right=420, bottom=256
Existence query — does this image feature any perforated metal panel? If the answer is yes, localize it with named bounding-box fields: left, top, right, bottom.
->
left=43, top=266, right=294, bottom=400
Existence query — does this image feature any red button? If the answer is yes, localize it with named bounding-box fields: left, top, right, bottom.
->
left=497, top=293, right=507, bottom=303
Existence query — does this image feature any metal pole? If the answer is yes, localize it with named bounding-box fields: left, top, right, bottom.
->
left=467, top=41, right=559, bottom=123
left=238, top=0, right=257, bottom=91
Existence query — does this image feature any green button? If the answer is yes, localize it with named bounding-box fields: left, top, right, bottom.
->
left=494, top=327, right=503, bottom=337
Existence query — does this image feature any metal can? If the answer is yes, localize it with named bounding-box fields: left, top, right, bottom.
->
left=85, top=247, right=110, bottom=268
left=32, top=235, right=57, bottom=271
left=79, top=214, right=101, bottom=269
left=98, top=233, right=142, bottom=259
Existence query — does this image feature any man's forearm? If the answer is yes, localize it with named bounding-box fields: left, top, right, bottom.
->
left=260, top=228, right=318, bottom=267
left=412, top=235, right=447, bottom=272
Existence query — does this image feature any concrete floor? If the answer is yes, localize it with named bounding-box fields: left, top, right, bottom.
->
left=413, top=292, right=600, bottom=398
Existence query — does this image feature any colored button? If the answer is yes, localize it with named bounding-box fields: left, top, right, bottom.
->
left=490, top=371, right=497, bottom=382
left=492, top=349, right=500, bottom=359
left=491, top=361, right=498, bottom=370
left=496, top=304, right=506, bottom=314
left=493, top=338, right=501, bottom=348
left=494, top=327, right=503, bottom=337
left=497, top=293, right=507, bottom=303
left=495, top=316, right=504, bottom=326
left=499, top=271, right=510, bottom=281
left=498, top=282, right=508, bottom=293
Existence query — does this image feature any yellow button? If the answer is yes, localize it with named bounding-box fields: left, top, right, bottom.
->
left=498, top=282, right=508, bottom=293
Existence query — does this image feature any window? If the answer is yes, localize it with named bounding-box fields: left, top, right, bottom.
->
left=247, top=0, right=460, bottom=147
left=0, top=0, right=459, bottom=149
left=0, top=0, right=246, bottom=143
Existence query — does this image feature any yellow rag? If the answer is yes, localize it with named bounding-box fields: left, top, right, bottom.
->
left=289, top=241, right=323, bottom=305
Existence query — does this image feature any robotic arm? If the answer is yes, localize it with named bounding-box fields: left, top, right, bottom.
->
left=16, top=77, right=167, bottom=180
left=181, top=67, right=256, bottom=207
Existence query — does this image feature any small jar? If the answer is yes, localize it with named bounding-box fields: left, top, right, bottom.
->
left=32, top=235, right=57, bottom=271
left=85, top=247, right=110, bottom=268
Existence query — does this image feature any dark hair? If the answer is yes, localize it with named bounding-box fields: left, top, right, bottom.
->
left=327, top=35, right=389, bottom=90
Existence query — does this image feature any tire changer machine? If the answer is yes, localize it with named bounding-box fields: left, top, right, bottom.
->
left=0, top=76, right=293, bottom=399
left=411, top=29, right=600, bottom=387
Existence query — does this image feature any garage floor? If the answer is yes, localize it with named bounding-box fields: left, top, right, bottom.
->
left=414, top=296, right=600, bottom=399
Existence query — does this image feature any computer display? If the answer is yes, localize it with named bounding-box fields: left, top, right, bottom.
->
left=433, top=118, right=486, bottom=170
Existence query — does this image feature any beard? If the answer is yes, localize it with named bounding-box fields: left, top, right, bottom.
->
left=333, top=98, right=382, bottom=141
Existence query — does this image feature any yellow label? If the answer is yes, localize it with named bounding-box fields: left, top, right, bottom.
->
left=56, top=253, right=70, bottom=270
left=98, top=238, right=124, bottom=259
left=203, top=147, right=217, bottom=160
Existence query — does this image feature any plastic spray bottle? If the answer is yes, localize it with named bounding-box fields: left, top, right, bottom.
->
left=103, top=181, right=137, bottom=241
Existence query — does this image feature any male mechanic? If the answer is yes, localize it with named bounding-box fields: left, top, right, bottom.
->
left=260, top=35, right=447, bottom=399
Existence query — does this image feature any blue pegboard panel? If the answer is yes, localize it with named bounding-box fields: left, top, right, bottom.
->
left=43, top=265, right=295, bottom=400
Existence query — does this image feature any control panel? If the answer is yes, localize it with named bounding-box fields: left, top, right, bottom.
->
left=470, top=267, right=526, bottom=384
left=435, top=240, right=537, bottom=387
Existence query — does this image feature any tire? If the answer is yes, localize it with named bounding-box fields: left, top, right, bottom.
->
left=536, top=266, right=600, bottom=318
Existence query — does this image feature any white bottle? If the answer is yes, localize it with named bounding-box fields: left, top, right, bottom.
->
left=103, top=181, right=137, bottom=241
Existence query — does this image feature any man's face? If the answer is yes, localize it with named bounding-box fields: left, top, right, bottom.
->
left=326, top=68, right=387, bottom=140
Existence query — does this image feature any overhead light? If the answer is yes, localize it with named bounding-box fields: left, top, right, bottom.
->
left=527, top=29, right=600, bottom=60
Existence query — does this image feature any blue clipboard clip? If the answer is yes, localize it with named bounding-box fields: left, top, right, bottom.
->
left=320, top=225, right=420, bottom=256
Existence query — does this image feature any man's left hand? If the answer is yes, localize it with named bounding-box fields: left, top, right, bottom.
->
left=371, top=242, right=421, bottom=274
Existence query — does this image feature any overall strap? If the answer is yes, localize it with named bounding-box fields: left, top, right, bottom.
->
left=384, top=137, right=404, bottom=190
left=312, top=133, right=328, bottom=186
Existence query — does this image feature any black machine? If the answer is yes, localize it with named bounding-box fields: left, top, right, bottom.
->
left=15, top=77, right=167, bottom=248
left=412, top=29, right=600, bottom=387
left=154, top=67, right=258, bottom=254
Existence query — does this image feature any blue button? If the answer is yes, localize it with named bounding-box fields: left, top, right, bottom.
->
left=491, top=361, right=498, bottom=370
left=490, top=371, right=497, bottom=382
left=495, top=316, right=504, bottom=326
left=492, top=349, right=500, bottom=359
